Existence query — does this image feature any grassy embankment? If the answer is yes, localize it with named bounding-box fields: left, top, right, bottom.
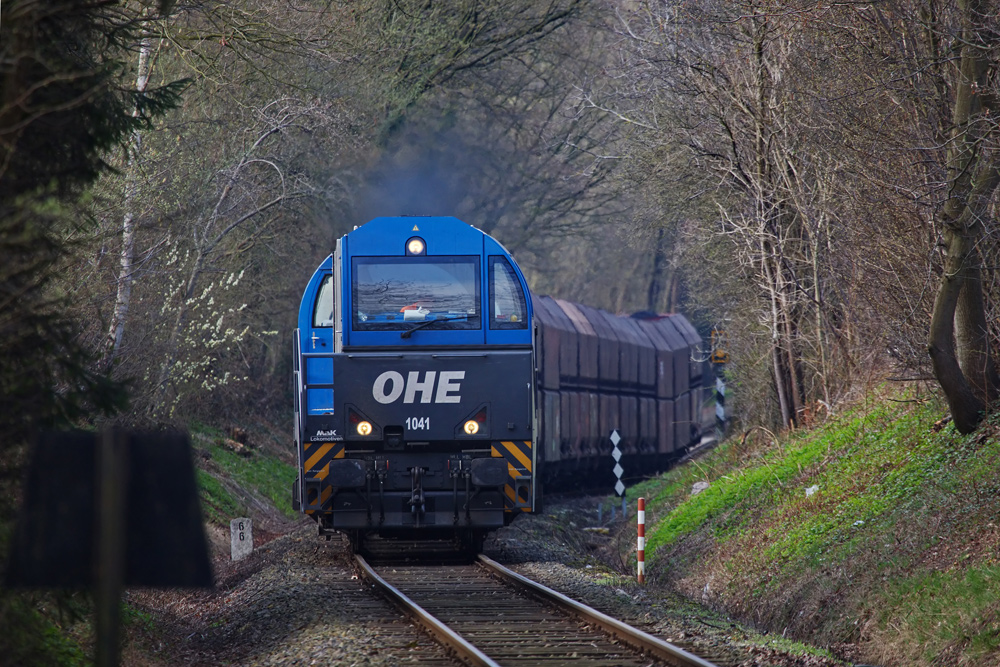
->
left=631, top=391, right=1000, bottom=666
left=191, top=423, right=298, bottom=525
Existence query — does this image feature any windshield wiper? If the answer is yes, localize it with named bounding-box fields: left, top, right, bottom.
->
left=400, top=315, right=470, bottom=339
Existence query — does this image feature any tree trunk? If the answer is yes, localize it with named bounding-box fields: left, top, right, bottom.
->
left=100, top=33, right=154, bottom=373
left=929, top=217, right=985, bottom=433
left=778, top=264, right=803, bottom=421
left=813, top=212, right=830, bottom=410
left=646, top=227, right=667, bottom=311
left=956, top=257, right=999, bottom=402
left=762, top=241, right=794, bottom=427
left=927, top=0, right=1000, bottom=433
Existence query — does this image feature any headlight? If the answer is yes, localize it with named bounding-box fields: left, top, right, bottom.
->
left=357, top=421, right=372, bottom=436
left=463, top=420, right=479, bottom=435
left=406, top=237, right=426, bottom=255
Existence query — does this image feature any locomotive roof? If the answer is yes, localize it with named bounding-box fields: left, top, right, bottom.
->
left=345, top=216, right=505, bottom=256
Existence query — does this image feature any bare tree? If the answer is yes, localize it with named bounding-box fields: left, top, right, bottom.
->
left=586, top=0, right=851, bottom=427
left=143, top=98, right=340, bottom=417
left=101, top=20, right=161, bottom=373
left=81, top=0, right=368, bottom=420
left=359, top=3, right=625, bottom=249
left=815, top=1, right=1000, bottom=432
left=351, top=0, right=587, bottom=139
left=926, top=0, right=1000, bottom=432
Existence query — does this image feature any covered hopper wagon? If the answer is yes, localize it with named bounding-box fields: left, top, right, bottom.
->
left=533, top=295, right=707, bottom=488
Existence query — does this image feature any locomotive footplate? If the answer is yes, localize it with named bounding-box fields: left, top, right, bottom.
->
left=310, top=452, right=509, bottom=531
left=319, top=490, right=505, bottom=530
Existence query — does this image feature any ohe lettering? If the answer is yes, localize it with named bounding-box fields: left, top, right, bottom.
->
left=373, top=370, right=465, bottom=404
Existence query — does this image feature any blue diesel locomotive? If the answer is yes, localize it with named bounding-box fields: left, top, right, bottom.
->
left=292, top=216, right=706, bottom=551
left=292, top=216, right=535, bottom=549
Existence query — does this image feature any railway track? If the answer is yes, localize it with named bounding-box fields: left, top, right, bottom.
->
left=356, top=552, right=724, bottom=667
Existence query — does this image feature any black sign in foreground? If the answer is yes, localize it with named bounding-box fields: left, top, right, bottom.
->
left=5, top=429, right=213, bottom=666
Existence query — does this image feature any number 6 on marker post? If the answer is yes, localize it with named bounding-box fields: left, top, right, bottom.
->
left=231, top=517, right=252, bottom=561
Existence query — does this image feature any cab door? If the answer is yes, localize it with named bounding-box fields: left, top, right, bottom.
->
left=304, top=271, right=335, bottom=415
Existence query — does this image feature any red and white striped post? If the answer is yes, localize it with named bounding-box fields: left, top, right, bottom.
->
left=637, top=497, right=645, bottom=584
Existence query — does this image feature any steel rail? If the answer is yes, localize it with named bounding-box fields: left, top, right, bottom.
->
left=477, top=554, right=718, bottom=667
left=354, top=554, right=501, bottom=667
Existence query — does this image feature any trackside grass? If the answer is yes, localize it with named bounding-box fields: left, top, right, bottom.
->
left=196, top=468, right=245, bottom=525
left=629, top=394, right=1000, bottom=666
left=881, top=566, right=1000, bottom=663
left=191, top=423, right=298, bottom=523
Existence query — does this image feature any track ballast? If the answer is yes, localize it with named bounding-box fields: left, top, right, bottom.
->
left=356, top=553, right=721, bottom=667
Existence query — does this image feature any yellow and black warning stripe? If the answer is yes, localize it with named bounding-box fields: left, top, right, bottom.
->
left=491, top=440, right=533, bottom=512
left=303, top=440, right=345, bottom=513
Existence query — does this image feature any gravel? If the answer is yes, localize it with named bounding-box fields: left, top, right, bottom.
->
left=484, top=496, right=851, bottom=667
left=125, top=496, right=851, bottom=667
left=127, top=528, right=458, bottom=666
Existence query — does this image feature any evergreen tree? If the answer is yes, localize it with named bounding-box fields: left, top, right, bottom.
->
left=0, top=0, right=184, bottom=592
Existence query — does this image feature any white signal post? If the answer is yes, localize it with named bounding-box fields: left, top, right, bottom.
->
left=711, top=328, right=728, bottom=439
left=637, top=497, right=646, bottom=584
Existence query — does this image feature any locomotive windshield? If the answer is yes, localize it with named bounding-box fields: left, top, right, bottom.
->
left=352, top=256, right=481, bottom=331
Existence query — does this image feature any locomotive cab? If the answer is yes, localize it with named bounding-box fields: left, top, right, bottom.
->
left=292, top=217, right=536, bottom=550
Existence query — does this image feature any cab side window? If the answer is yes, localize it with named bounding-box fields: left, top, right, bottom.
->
left=312, top=274, right=335, bottom=328
left=489, top=256, right=527, bottom=329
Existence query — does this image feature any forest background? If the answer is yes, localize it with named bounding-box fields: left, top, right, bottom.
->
left=6, top=0, right=1000, bottom=510
left=8, top=0, right=1000, bottom=434
left=3, top=0, right=1000, bottom=659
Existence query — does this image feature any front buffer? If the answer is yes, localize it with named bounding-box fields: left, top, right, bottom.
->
left=294, top=350, right=535, bottom=540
